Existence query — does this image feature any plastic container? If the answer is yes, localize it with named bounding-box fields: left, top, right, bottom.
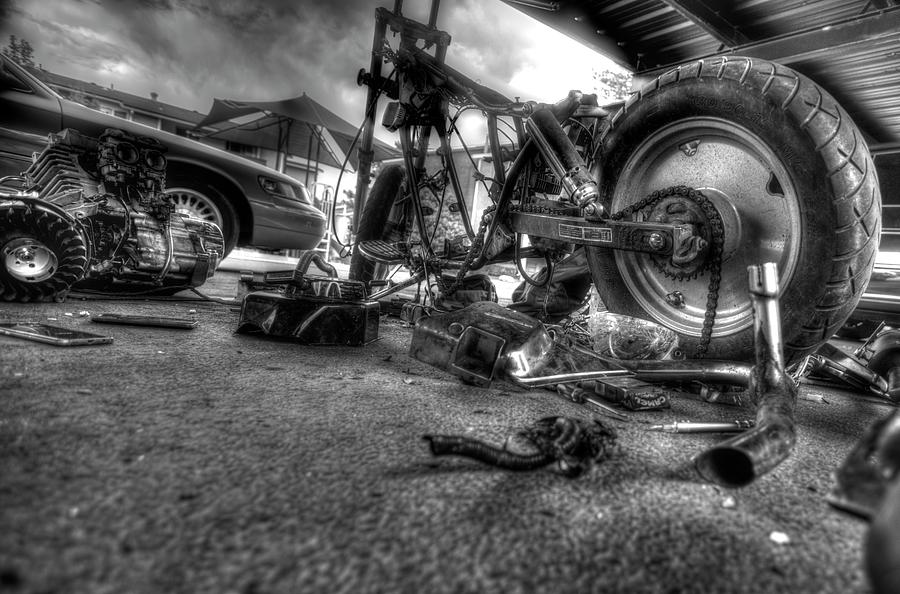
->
left=588, top=311, right=679, bottom=360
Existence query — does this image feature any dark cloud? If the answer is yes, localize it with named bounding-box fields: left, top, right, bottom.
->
left=0, top=0, right=595, bottom=133
left=0, top=0, right=13, bottom=24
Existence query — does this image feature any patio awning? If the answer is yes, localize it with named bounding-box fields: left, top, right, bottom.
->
left=194, top=94, right=398, bottom=173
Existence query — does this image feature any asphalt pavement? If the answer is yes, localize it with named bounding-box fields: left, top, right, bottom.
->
left=0, top=270, right=895, bottom=594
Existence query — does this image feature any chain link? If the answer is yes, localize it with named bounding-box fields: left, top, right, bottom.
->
left=440, top=186, right=724, bottom=357
left=436, top=204, right=495, bottom=296
left=609, top=186, right=724, bottom=357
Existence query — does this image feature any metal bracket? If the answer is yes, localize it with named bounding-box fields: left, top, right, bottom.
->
left=510, top=210, right=691, bottom=255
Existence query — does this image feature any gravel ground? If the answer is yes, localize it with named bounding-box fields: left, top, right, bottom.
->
left=0, top=275, right=892, bottom=594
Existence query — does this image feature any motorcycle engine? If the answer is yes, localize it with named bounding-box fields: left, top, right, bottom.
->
left=0, top=128, right=224, bottom=301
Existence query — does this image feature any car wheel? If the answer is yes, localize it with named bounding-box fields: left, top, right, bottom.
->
left=166, top=177, right=239, bottom=256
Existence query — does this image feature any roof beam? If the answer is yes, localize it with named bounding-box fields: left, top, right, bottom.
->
left=735, top=5, right=900, bottom=65
left=639, top=5, right=900, bottom=76
left=661, top=0, right=749, bottom=47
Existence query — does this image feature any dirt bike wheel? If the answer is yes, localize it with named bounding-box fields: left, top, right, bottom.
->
left=587, top=56, right=881, bottom=363
left=0, top=201, right=90, bottom=302
left=349, top=165, right=406, bottom=282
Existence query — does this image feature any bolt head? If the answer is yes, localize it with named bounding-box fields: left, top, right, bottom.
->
left=648, top=232, right=664, bottom=250
left=14, top=247, right=35, bottom=261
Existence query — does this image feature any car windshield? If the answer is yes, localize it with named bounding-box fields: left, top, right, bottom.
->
left=0, top=59, right=33, bottom=93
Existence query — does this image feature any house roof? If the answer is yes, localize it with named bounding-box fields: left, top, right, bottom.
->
left=27, top=67, right=399, bottom=167
left=194, top=95, right=399, bottom=167
left=28, top=66, right=207, bottom=126
left=504, top=0, right=900, bottom=144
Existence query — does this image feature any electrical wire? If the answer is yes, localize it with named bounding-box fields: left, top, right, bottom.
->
left=446, top=107, right=502, bottom=201
left=330, top=69, right=396, bottom=253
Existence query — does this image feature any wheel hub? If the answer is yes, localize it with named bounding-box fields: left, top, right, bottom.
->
left=647, top=192, right=712, bottom=280
left=167, top=187, right=223, bottom=225
left=3, top=237, right=59, bottom=283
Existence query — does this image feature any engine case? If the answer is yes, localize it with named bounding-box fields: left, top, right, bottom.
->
left=24, top=128, right=224, bottom=291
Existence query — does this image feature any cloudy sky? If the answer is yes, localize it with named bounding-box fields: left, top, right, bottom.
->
left=0, top=0, right=623, bottom=138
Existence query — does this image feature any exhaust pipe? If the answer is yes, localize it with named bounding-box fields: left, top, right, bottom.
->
left=693, top=263, right=798, bottom=488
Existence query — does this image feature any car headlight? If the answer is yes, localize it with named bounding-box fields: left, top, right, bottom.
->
left=258, top=175, right=311, bottom=204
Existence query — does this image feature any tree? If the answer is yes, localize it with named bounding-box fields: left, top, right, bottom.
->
left=592, top=68, right=633, bottom=103
left=2, top=35, right=35, bottom=67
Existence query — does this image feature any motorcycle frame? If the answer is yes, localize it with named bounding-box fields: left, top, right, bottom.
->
left=353, top=0, right=692, bottom=299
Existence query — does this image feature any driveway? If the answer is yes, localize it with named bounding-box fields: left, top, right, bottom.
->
left=0, top=272, right=891, bottom=593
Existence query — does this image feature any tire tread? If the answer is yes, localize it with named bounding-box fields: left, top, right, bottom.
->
left=599, top=55, right=881, bottom=361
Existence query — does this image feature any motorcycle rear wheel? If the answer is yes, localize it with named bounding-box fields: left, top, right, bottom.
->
left=588, top=56, right=881, bottom=363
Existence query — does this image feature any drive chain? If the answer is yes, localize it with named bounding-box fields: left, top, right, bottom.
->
left=440, top=186, right=724, bottom=357
left=609, top=186, right=724, bottom=357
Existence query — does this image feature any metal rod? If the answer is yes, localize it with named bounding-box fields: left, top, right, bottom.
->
left=650, top=420, right=755, bottom=434
left=436, top=119, right=475, bottom=239
left=427, top=0, right=441, bottom=28
left=612, top=358, right=753, bottom=386
left=510, top=369, right=632, bottom=387
left=694, top=262, right=798, bottom=488
left=352, top=10, right=388, bottom=236
left=398, top=128, right=435, bottom=261
left=487, top=114, right=506, bottom=187
left=366, top=269, right=426, bottom=302
left=468, top=139, right=537, bottom=270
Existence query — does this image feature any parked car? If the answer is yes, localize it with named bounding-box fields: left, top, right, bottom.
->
left=0, top=54, right=326, bottom=256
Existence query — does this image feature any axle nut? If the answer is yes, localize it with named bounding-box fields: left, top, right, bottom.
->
left=665, top=291, right=685, bottom=308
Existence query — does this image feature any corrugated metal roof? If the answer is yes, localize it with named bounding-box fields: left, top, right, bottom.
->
left=505, top=0, right=900, bottom=143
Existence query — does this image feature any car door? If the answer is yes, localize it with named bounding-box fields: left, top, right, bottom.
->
left=0, top=56, right=63, bottom=180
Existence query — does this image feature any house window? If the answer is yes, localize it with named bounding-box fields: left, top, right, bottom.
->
left=99, top=106, right=129, bottom=120
left=225, top=141, right=259, bottom=158
left=132, top=113, right=161, bottom=129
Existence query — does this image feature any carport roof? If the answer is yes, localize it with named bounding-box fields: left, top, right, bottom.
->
left=504, top=0, right=900, bottom=144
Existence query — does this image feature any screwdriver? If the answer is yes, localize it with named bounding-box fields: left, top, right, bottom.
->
left=649, top=420, right=755, bottom=433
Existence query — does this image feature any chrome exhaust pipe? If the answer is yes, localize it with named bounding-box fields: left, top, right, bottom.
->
left=694, top=263, right=798, bottom=487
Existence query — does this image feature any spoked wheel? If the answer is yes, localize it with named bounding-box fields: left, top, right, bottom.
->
left=168, top=187, right=223, bottom=222
left=0, top=200, right=90, bottom=302
left=588, top=56, right=881, bottom=363
left=166, top=174, right=238, bottom=256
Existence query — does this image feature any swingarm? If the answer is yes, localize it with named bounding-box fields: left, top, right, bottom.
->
left=510, top=211, right=704, bottom=259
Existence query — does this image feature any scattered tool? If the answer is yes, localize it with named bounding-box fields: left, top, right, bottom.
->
left=91, top=313, right=198, bottom=329
left=554, top=384, right=630, bottom=421
left=807, top=342, right=889, bottom=398
left=589, top=376, right=671, bottom=410
left=649, top=420, right=755, bottom=434
left=0, top=322, right=113, bottom=346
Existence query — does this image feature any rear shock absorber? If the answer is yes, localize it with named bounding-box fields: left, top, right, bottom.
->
left=525, top=107, right=603, bottom=218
